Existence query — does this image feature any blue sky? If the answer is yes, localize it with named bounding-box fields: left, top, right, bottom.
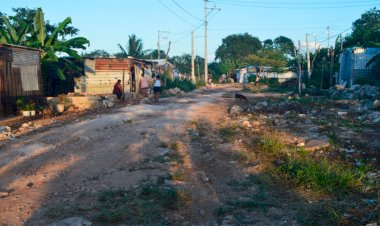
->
left=1, top=0, right=379, bottom=61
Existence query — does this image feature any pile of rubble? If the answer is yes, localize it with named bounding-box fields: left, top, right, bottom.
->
left=0, top=126, right=12, bottom=140
left=330, top=84, right=380, bottom=100
left=163, top=88, right=186, bottom=96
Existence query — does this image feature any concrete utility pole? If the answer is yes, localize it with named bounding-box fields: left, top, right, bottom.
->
left=191, top=31, right=196, bottom=84
left=306, top=34, right=311, bottom=79
left=327, top=26, right=330, bottom=56
left=204, top=0, right=208, bottom=84
left=298, top=40, right=302, bottom=94
left=157, top=30, right=169, bottom=59
left=204, top=0, right=220, bottom=84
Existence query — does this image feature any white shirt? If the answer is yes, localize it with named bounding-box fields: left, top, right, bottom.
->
left=154, top=80, right=162, bottom=87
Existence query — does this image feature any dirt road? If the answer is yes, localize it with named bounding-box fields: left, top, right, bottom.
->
left=0, top=86, right=255, bottom=225
left=3, top=85, right=376, bottom=226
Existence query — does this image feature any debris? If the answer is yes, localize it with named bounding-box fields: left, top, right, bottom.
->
left=229, top=105, right=243, bottom=115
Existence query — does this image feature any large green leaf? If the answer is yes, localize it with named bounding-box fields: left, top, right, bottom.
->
left=56, top=68, right=66, bottom=80
left=0, top=28, right=11, bottom=44
left=61, top=37, right=89, bottom=49
left=34, top=8, right=46, bottom=47
left=17, top=22, right=29, bottom=45
left=2, top=16, right=18, bottom=43
left=46, top=17, right=71, bottom=47
left=55, top=46, right=82, bottom=60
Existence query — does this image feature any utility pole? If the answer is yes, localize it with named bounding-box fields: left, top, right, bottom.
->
left=294, top=40, right=302, bottom=95
left=157, top=30, right=160, bottom=59
left=191, top=31, right=196, bottom=84
left=204, top=0, right=220, bottom=84
left=306, top=34, right=311, bottom=79
left=327, top=26, right=330, bottom=56
left=321, top=57, right=325, bottom=89
left=157, top=30, right=169, bottom=59
left=329, top=47, right=335, bottom=87
left=204, top=0, right=208, bottom=84
left=313, top=34, right=317, bottom=50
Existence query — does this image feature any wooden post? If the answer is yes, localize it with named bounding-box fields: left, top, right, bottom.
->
left=122, top=68, right=125, bottom=101
left=320, top=57, right=325, bottom=89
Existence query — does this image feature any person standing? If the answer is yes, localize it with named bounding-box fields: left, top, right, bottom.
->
left=153, top=74, right=162, bottom=103
left=113, top=79, right=123, bottom=99
left=139, top=73, right=149, bottom=97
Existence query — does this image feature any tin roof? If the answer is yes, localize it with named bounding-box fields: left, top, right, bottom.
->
left=0, top=43, right=43, bottom=52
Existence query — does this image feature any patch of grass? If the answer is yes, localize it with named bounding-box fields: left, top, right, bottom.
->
left=214, top=206, right=234, bottom=216
left=227, top=200, right=271, bottom=211
left=92, top=180, right=182, bottom=224
left=167, top=152, right=184, bottom=164
left=158, top=141, right=169, bottom=148
left=44, top=205, right=82, bottom=219
left=170, top=170, right=186, bottom=181
left=258, top=133, right=286, bottom=155
left=278, top=155, right=366, bottom=193
left=219, top=123, right=239, bottom=141
left=140, top=183, right=180, bottom=209
left=232, top=149, right=256, bottom=163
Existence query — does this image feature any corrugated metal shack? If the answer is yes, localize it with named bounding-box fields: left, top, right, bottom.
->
left=0, top=44, right=43, bottom=116
left=339, top=47, right=380, bottom=87
left=78, top=57, right=150, bottom=95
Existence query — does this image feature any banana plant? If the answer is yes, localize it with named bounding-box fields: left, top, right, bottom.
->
left=32, top=8, right=90, bottom=80
left=0, top=16, right=30, bottom=45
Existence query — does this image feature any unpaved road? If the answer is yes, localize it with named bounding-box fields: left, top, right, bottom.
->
left=1, top=86, right=262, bottom=225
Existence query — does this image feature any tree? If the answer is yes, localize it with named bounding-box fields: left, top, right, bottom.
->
left=171, top=54, right=192, bottom=74
left=82, top=49, right=110, bottom=58
left=344, top=8, right=380, bottom=48
left=215, top=33, right=262, bottom=62
left=117, top=34, right=144, bottom=58
left=274, top=36, right=295, bottom=56
left=263, top=39, right=274, bottom=49
left=142, top=49, right=167, bottom=59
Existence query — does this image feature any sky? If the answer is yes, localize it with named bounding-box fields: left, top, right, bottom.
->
left=1, top=0, right=379, bottom=61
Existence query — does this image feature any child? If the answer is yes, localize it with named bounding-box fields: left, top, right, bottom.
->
left=153, top=75, right=162, bottom=103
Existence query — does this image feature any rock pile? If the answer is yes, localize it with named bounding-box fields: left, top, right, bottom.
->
left=0, top=126, right=12, bottom=140
left=164, top=88, right=185, bottom=96
left=330, top=84, right=380, bottom=100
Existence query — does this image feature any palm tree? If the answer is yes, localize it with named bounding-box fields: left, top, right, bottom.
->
left=117, top=34, right=144, bottom=58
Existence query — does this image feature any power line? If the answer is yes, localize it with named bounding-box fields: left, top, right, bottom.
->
left=212, top=0, right=378, bottom=5
left=158, top=0, right=194, bottom=26
left=209, top=0, right=380, bottom=9
left=172, top=0, right=202, bottom=21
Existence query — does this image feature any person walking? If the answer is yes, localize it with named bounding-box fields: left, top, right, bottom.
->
left=113, top=79, right=123, bottom=99
left=139, top=72, right=149, bottom=97
left=153, top=74, right=162, bottom=103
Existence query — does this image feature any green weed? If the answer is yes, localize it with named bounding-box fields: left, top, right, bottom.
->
left=219, top=123, right=239, bottom=141
left=278, top=156, right=366, bottom=193
left=258, top=133, right=285, bottom=155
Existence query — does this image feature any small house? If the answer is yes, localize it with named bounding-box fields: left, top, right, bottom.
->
left=236, top=66, right=297, bottom=83
left=78, top=57, right=160, bottom=96
left=0, top=44, right=43, bottom=116
left=339, top=47, right=380, bottom=87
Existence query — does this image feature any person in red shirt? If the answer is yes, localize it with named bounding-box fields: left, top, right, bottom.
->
left=113, top=79, right=123, bottom=99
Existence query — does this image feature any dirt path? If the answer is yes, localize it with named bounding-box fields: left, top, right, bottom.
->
left=0, top=86, right=251, bottom=225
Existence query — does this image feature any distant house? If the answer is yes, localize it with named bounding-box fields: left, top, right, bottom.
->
left=0, top=44, right=43, bottom=116
left=78, top=57, right=155, bottom=95
left=236, top=66, right=297, bottom=83
left=339, top=47, right=380, bottom=87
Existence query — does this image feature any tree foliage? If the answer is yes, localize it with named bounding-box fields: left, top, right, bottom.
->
left=215, top=33, right=262, bottom=62
left=344, top=8, right=380, bottom=48
left=82, top=49, right=110, bottom=58
left=274, top=36, right=295, bottom=56
left=0, top=7, right=90, bottom=80
left=117, top=34, right=144, bottom=58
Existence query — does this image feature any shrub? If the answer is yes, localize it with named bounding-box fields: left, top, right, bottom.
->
left=354, top=75, right=375, bottom=86
left=165, top=78, right=195, bottom=92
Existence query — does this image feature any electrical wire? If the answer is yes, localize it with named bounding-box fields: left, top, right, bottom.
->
left=158, top=0, right=194, bottom=26
left=209, top=0, right=380, bottom=9
left=172, top=0, right=202, bottom=21
left=212, top=0, right=378, bottom=5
